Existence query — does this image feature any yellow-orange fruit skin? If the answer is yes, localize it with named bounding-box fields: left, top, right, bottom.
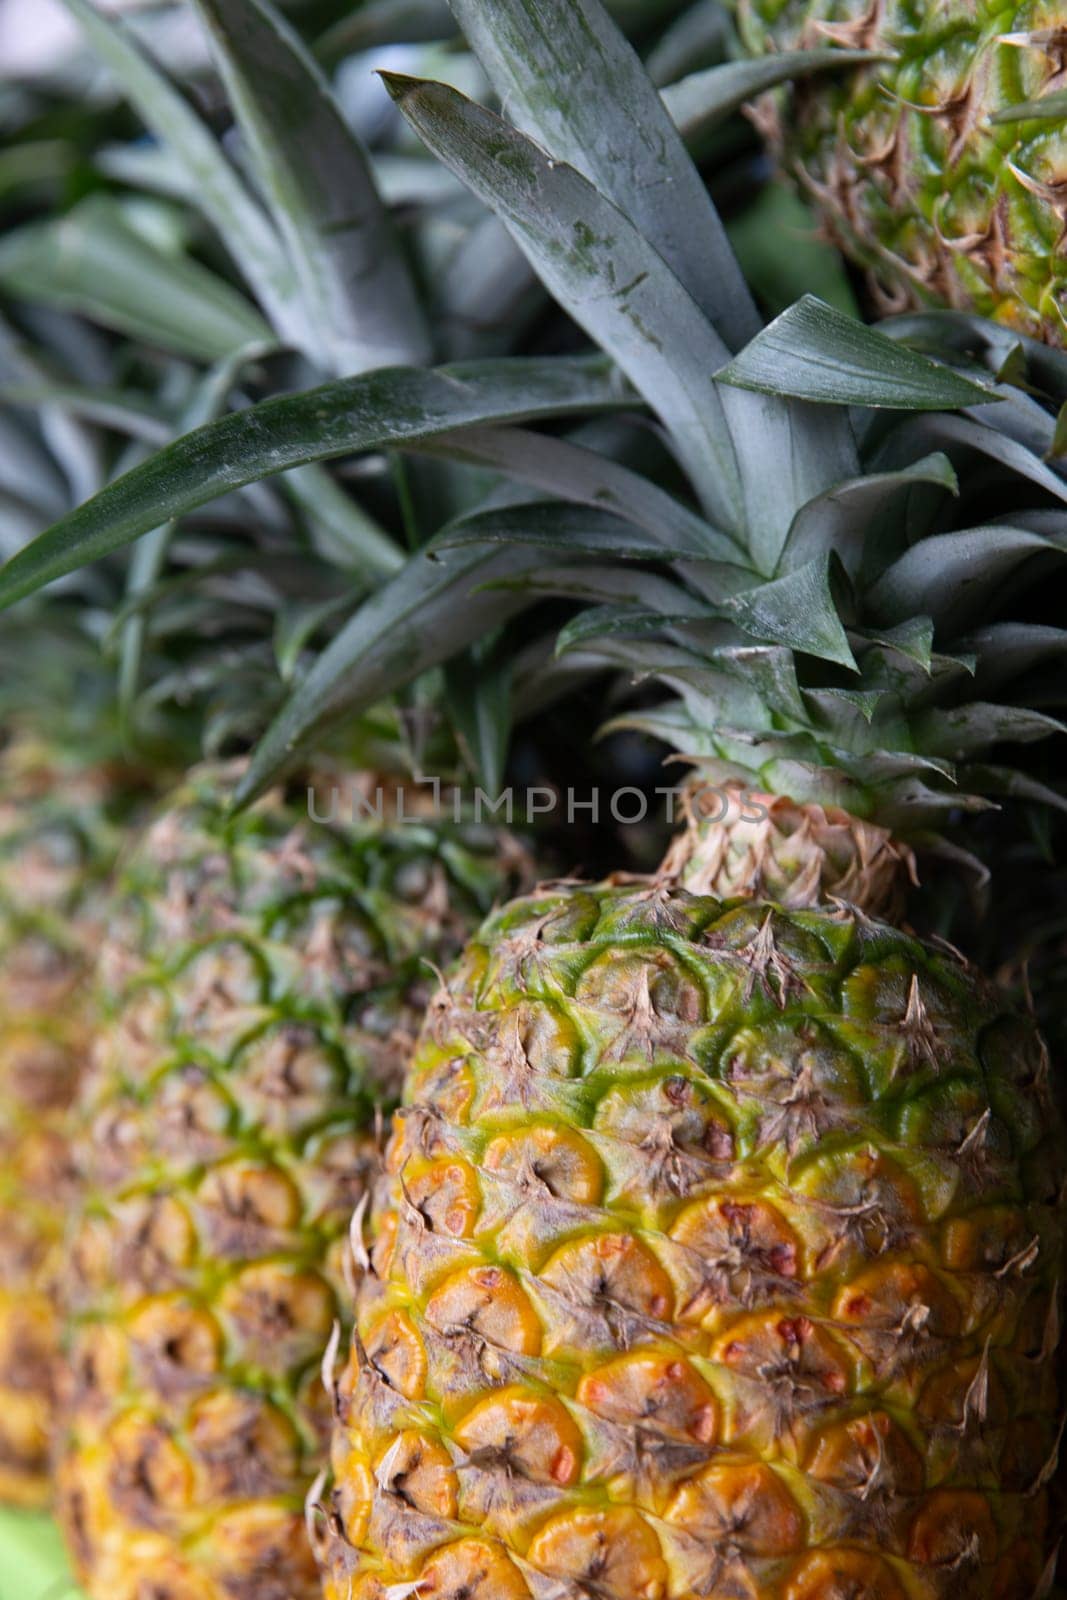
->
left=318, top=882, right=1065, bottom=1600
left=55, top=766, right=524, bottom=1599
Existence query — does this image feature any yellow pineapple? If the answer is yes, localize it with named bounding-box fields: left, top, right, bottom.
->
left=298, top=3, right=1067, bottom=1595
left=55, top=764, right=528, bottom=1599
left=0, top=625, right=161, bottom=1510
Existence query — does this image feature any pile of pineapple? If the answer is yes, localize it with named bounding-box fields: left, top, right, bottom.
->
left=2, top=3, right=1067, bottom=1599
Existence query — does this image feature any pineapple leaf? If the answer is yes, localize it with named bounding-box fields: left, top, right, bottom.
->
left=55, top=0, right=302, bottom=347
left=858, top=618, right=936, bottom=672
left=192, top=0, right=430, bottom=374
left=717, top=297, right=999, bottom=410
left=435, top=214, right=540, bottom=361
left=482, top=562, right=707, bottom=614
left=963, top=765, right=1067, bottom=813
left=710, top=646, right=809, bottom=724
left=0, top=358, right=626, bottom=608
left=868, top=525, right=1066, bottom=633
left=644, top=0, right=730, bottom=86
left=0, top=312, right=107, bottom=510
left=380, top=71, right=743, bottom=532
left=661, top=48, right=883, bottom=145
left=315, top=0, right=455, bottom=64
left=1053, top=402, right=1067, bottom=460
left=803, top=685, right=885, bottom=726
left=914, top=704, right=1066, bottom=760
left=0, top=380, right=173, bottom=445
left=0, top=198, right=271, bottom=362
left=444, top=641, right=513, bottom=795
left=959, top=623, right=1067, bottom=692
left=281, top=468, right=403, bottom=575
left=555, top=604, right=694, bottom=655
left=880, top=309, right=1067, bottom=403
left=435, top=500, right=719, bottom=563
left=780, top=453, right=958, bottom=578
left=724, top=556, right=856, bottom=670
left=419, top=430, right=745, bottom=562
left=118, top=341, right=282, bottom=723
left=383, top=68, right=853, bottom=569
left=235, top=540, right=551, bottom=805
left=445, top=0, right=760, bottom=350
left=273, top=595, right=354, bottom=683
left=0, top=415, right=69, bottom=524
left=876, top=413, right=1067, bottom=503
left=96, top=140, right=197, bottom=204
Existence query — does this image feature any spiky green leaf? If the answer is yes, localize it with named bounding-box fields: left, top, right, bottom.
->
left=959, top=623, right=1067, bottom=692
left=193, top=0, right=429, bottom=374
left=0, top=199, right=271, bottom=362
left=315, top=0, right=454, bottom=63
left=236, top=540, right=556, bottom=804
left=780, top=454, right=958, bottom=577
left=717, top=297, right=998, bottom=410
left=661, top=49, right=881, bottom=144
left=436, top=501, right=719, bottom=563
left=416, top=427, right=744, bottom=563
left=55, top=0, right=301, bottom=343
left=446, top=0, right=759, bottom=349
left=381, top=71, right=743, bottom=530
left=723, top=555, right=855, bottom=669
left=444, top=641, right=513, bottom=795
left=868, top=525, right=1066, bottom=634
left=0, top=358, right=625, bottom=608
left=915, top=704, right=1066, bottom=760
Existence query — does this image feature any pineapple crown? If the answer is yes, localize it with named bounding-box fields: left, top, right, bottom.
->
left=0, top=0, right=1064, bottom=858
left=1, top=0, right=664, bottom=789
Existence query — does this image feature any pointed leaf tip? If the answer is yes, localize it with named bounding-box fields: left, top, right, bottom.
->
left=378, top=69, right=422, bottom=101
left=717, top=295, right=1000, bottom=411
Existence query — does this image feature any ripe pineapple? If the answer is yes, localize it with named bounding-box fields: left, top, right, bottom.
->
left=6, top=0, right=1067, bottom=1592
left=323, top=885, right=1063, bottom=1600
left=294, top=6, right=1067, bottom=1596
left=734, top=2, right=1067, bottom=346
left=55, top=762, right=528, bottom=1600
left=0, top=734, right=129, bottom=1508
left=0, top=611, right=169, bottom=1511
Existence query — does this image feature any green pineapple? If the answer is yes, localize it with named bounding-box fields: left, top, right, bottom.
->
left=734, top=1, right=1067, bottom=347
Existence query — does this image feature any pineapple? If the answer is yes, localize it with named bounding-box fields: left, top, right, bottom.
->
left=0, top=603, right=175, bottom=1511
left=290, top=6, right=1067, bottom=1597
left=55, top=761, right=528, bottom=1600
left=0, top=731, right=134, bottom=1509
left=734, top=1, right=1067, bottom=347
left=321, top=884, right=1062, bottom=1600
left=5, top=0, right=1067, bottom=1592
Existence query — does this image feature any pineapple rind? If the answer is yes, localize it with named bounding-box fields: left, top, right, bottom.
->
left=322, top=882, right=1065, bottom=1600
left=0, top=738, right=127, bottom=1507
left=738, top=0, right=1067, bottom=348
left=56, top=765, right=522, bottom=1600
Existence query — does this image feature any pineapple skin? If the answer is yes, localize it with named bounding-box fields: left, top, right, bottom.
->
left=738, top=1, right=1067, bottom=347
left=320, top=882, right=1065, bottom=1600
left=56, top=765, right=525, bottom=1600
left=0, top=736, right=134, bottom=1508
